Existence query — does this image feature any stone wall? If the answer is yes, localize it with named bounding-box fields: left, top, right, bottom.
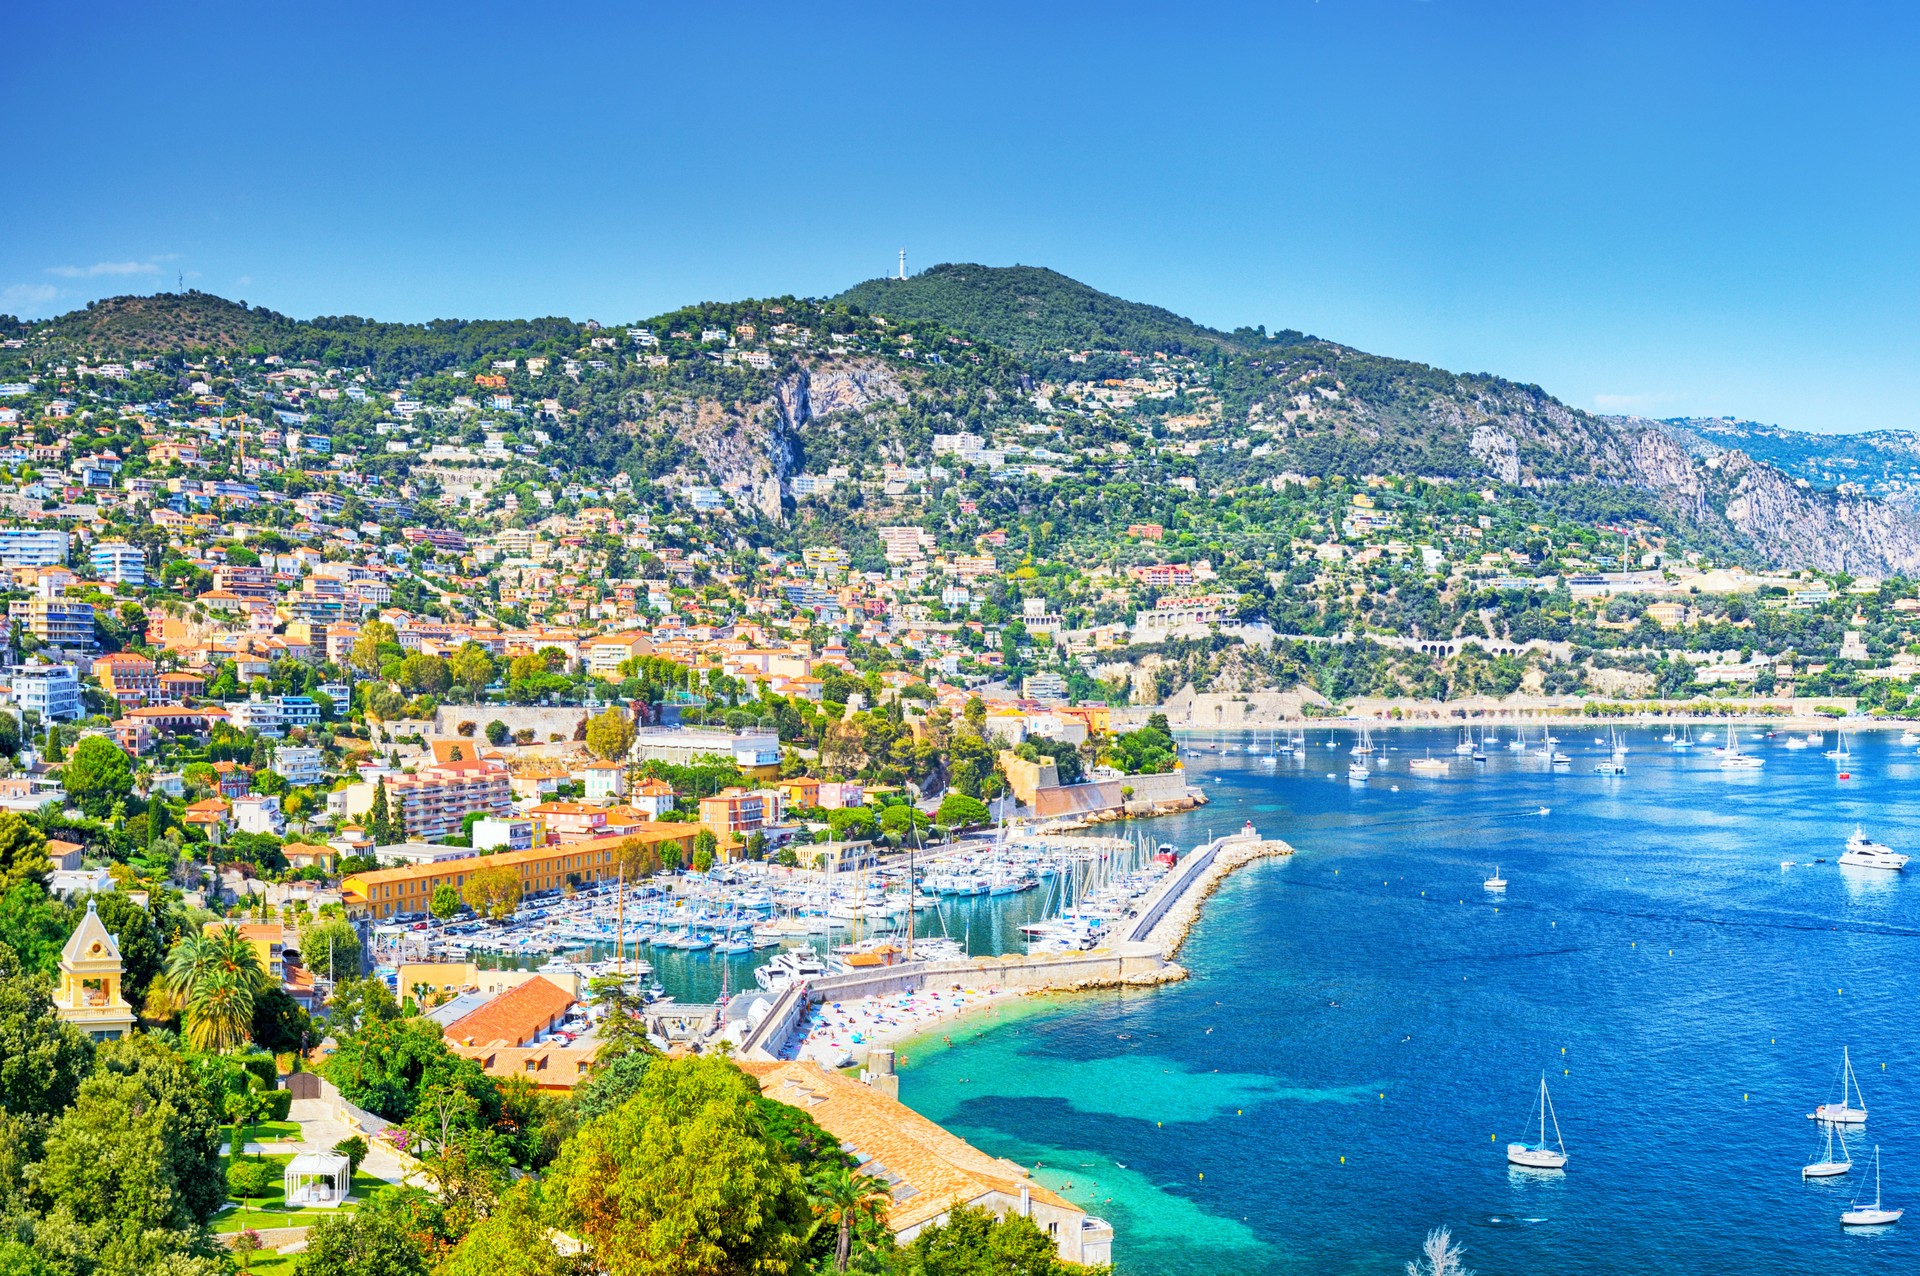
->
left=432, top=704, right=587, bottom=742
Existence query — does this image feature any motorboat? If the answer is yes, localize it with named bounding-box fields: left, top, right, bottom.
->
left=1507, top=1074, right=1568, bottom=1170
left=1347, top=760, right=1370, bottom=782
left=755, top=947, right=835, bottom=992
left=1409, top=752, right=1449, bottom=775
left=1840, top=828, right=1908, bottom=871
left=1719, top=730, right=1763, bottom=770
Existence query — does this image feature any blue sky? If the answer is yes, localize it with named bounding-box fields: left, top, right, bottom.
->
left=4, top=1, right=1916, bottom=433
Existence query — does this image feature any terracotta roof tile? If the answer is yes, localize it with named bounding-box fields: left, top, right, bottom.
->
left=442, top=974, right=575, bottom=1047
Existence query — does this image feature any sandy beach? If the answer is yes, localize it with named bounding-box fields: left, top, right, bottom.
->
left=793, top=983, right=1022, bottom=1067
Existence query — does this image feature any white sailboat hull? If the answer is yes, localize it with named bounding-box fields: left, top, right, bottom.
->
left=1810, top=1104, right=1868, bottom=1124
left=1805, top=1161, right=1852, bottom=1178
left=1506, top=1145, right=1567, bottom=1170
left=1841, top=1207, right=1902, bottom=1226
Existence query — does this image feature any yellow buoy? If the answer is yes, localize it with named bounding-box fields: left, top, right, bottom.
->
left=1198, top=1173, right=1204, bottom=1180
left=1561, top=1047, right=1566, bottom=1054
left=1340, top=1156, right=1345, bottom=1163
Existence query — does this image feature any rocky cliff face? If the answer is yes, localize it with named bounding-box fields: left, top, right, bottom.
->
left=1611, top=416, right=1920, bottom=574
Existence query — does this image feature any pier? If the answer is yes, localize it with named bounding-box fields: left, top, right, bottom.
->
left=739, top=827, right=1293, bottom=1061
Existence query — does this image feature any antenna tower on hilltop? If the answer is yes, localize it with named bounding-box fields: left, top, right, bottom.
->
left=898, top=248, right=907, bottom=280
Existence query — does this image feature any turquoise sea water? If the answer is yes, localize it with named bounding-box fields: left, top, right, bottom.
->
left=896, top=727, right=1920, bottom=1275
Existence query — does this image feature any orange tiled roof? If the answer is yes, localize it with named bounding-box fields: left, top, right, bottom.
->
left=447, top=1039, right=601, bottom=1088
left=739, top=1061, right=1077, bottom=1234
left=442, top=974, right=575, bottom=1048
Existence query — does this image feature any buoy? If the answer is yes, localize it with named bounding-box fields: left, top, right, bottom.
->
left=1340, top=1156, right=1346, bottom=1164
left=1561, top=1047, right=1566, bottom=1054
left=1491, top=1134, right=1496, bottom=1142
left=1745, top=1094, right=1749, bottom=1101
left=1198, top=1173, right=1204, bottom=1180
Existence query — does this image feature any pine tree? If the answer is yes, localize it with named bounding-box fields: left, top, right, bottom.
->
left=370, top=778, right=394, bottom=844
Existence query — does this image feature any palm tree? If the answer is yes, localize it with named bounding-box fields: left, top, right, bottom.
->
left=811, top=1164, right=891, bottom=1273
left=166, top=924, right=267, bottom=1053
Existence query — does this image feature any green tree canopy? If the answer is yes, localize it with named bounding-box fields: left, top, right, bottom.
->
left=585, top=706, right=636, bottom=762
left=0, top=815, right=50, bottom=894
left=549, top=1056, right=810, bottom=1276
left=62, top=736, right=134, bottom=819
left=32, top=1034, right=227, bottom=1275
left=0, top=947, right=93, bottom=1123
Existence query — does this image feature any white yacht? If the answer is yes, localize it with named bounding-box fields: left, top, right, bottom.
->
left=1347, top=759, right=1371, bottom=782
left=1841, top=1146, right=1901, bottom=1227
left=1719, top=730, right=1763, bottom=770
left=1484, top=866, right=1507, bottom=892
left=1409, top=751, right=1449, bottom=775
left=1840, top=828, right=1909, bottom=872
left=1507, top=1074, right=1568, bottom=1170
left=754, top=947, right=836, bottom=992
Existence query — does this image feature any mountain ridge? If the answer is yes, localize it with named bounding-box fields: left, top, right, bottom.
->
left=11, top=268, right=1920, bottom=576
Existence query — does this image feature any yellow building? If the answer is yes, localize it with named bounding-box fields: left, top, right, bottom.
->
left=54, top=902, right=137, bottom=1041
left=342, top=822, right=701, bottom=919
left=397, top=961, right=479, bottom=1008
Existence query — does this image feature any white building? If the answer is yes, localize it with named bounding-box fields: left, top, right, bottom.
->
left=89, top=542, right=145, bottom=587
left=0, top=529, right=69, bottom=568
left=472, top=816, right=535, bottom=852
left=273, top=745, right=325, bottom=787
left=229, top=697, right=286, bottom=737
left=231, top=794, right=286, bottom=837
left=9, top=662, right=82, bottom=721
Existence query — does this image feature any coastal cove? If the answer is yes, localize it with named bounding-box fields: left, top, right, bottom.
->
left=894, top=727, right=1920, bottom=1275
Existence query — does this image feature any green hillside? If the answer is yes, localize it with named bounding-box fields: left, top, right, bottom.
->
left=836, top=263, right=1246, bottom=358
left=30, top=291, right=586, bottom=379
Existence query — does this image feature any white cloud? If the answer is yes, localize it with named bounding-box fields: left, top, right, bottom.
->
left=46, top=260, right=162, bottom=278
left=0, top=283, right=60, bottom=316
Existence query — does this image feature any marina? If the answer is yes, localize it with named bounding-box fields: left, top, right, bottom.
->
left=891, top=727, right=1920, bottom=1275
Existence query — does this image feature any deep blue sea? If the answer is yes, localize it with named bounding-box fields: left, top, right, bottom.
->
left=895, top=726, right=1920, bottom=1275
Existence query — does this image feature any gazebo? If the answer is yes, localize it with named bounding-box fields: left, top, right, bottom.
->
left=283, top=1152, right=351, bottom=1208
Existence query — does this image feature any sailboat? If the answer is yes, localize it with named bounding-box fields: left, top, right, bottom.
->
left=1484, top=866, right=1507, bottom=892
left=1352, top=726, right=1375, bottom=756
left=1805, top=1118, right=1853, bottom=1179
left=1454, top=728, right=1475, bottom=757
left=1507, top=1073, right=1568, bottom=1169
left=1810, top=1047, right=1869, bottom=1124
left=1595, top=727, right=1628, bottom=775
left=1672, top=723, right=1694, bottom=751
left=1841, top=1146, right=1902, bottom=1226
left=1409, top=749, right=1449, bottom=775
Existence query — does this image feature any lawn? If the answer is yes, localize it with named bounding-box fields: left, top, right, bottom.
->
left=215, top=1157, right=399, bottom=1234
left=229, top=1249, right=298, bottom=1276
left=223, top=1120, right=304, bottom=1150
